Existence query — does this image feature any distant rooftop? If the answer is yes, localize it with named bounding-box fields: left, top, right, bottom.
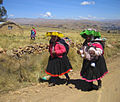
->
left=0, top=22, right=5, bottom=24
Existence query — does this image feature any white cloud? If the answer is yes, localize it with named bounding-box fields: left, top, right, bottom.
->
left=40, top=12, right=53, bottom=17
left=88, top=15, right=96, bottom=19
left=78, top=15, right=105, bottom=20
left=45, top=12, right=52, bottom=17
left=9, top=14, right=14, bottom=17
left=79, top=16, right=89, bottom=20
left=81, top=1, right=95, bottom=5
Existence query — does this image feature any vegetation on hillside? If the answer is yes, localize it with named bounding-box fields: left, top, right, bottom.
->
left=0, top=25, right=120, bottom=94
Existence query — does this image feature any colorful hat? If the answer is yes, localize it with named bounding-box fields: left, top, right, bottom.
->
left=80, top=29, right=101, bottom=39
left=32, top=26, right=36, bottom=29
left=46, top=31, right=64, bottom=38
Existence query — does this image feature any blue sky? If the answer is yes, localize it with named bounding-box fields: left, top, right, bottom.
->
left=2, top=0, right=120, bottom=20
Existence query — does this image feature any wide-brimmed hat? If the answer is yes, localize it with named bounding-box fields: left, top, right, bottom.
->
left=80, top=29, right=101, bottom=39
left=46, top=31, right=64, bottom=38
left=32, top=26, right=36, bottom=29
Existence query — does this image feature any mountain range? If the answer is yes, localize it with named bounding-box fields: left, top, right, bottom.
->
left=8, top=18, right=120, bottom=31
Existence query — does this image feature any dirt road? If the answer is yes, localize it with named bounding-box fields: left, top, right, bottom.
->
left=0, top=55, right=120, bottom=102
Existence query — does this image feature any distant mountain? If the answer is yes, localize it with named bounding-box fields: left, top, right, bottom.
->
left=100, top=19, right=120, bottom=23
left=8, top=18, right=100, bottom=24
left=8, top=18, right=120, bottom=31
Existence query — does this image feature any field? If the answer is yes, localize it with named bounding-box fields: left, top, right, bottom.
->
left=0, top=25, right=120, bottom=94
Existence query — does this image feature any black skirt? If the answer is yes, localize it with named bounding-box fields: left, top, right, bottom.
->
left=80, top=55, right=108, bottom=82
left=45, top=54, right=72, bottom=77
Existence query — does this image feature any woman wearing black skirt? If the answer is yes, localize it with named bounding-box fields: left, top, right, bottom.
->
left=45, top=31, right=72, bottom=87
left=78, top=29, right=108, bottom=90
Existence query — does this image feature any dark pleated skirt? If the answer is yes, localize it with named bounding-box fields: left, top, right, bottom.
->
left=31, top=34, right=35, bottom=38
left=46, top=54, right=72, bottom=77
left=80, top=55, right=108, bottom=82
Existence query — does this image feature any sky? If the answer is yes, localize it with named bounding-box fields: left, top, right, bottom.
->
left=2, top=0, right=120, bottom=20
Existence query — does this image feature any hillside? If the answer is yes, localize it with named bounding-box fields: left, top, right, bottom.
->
left=0, top=19, right=120, bottom=102
left=8, top=18, right=120, bottom=32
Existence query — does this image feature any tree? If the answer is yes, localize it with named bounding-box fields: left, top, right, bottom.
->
left=0, top=0, right=7, bottom=22
left=0, top=0, right=3, bottom=4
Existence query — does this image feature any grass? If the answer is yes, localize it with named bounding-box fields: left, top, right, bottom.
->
left=0, top=25, right=120, bottom=94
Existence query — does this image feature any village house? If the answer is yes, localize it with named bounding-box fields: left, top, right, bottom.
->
left=0, top=21, right=23, bottom=35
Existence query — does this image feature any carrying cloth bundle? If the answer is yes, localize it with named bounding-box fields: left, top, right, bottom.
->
left=91, top=38, right=106, bottom=49
left=58, top=37, right=71, bottom=54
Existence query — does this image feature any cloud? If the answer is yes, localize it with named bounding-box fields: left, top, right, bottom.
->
left=79, top=16, right=89, bottom=20
left=40, top=12, right=53, bottom=17
left=78, top=15, right=105, bottom=20
left=81, top=1, right=95, bottom=5
left=87, top=15, right=96, bottom=19
left=9, top=14, right=14, bottom=17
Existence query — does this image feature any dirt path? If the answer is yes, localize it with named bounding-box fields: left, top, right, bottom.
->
left=0, top=55, right=120, bottom=102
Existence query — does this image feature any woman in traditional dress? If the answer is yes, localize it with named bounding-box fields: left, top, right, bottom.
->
left=45, top=31, right=72, bottom=87
left=78, top=29, right=108, bottom=90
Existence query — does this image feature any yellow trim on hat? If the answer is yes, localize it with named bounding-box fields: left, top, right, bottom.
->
left=46, top=31, right=64, bottom=38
